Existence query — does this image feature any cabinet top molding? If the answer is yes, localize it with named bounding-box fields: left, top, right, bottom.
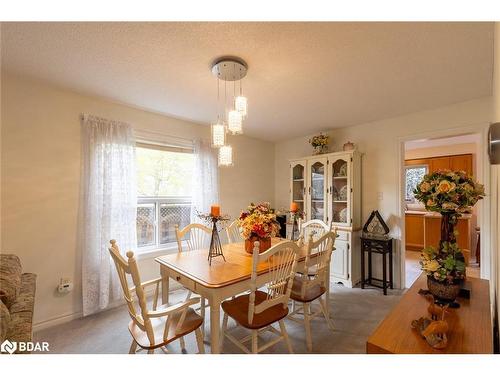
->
left=289, top=149, right=361, bottom=163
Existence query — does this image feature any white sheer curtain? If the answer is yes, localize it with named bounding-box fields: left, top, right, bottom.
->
left=80, top=114, right=137, bottom=316
left=191, top=139, right=219, bottom=221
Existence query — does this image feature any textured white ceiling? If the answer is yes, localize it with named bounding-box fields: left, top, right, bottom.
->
left=1, top=22, right=494, bottom=141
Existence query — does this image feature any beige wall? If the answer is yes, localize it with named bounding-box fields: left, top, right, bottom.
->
left=275, top=97, right=493, bottom=287
left=0, top=72, right=274, bottom=327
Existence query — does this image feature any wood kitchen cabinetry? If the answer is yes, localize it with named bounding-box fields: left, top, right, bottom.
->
left=405, top=153, right=473, bottom=175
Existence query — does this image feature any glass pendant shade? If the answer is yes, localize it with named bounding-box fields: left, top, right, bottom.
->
left=218, top=145, right=233, bottom=167
left=211, top=122, right=226, bottom=148
left=235, top=96, right=248, bottom=117
left=228, top=110, right=243, bottom=134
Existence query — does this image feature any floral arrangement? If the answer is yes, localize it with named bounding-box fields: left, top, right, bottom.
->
left=413, top=169, right=484, bottom=214
left=238, top=202, right=281, bottom=240
left=308, top=133, right=329, bottom=148
left=414, top=169, right=485, bottom=285
left=420, top=241, right=466, bottom=284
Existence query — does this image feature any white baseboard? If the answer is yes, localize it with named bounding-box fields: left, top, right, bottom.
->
left=33, top=283, right=184, bottom=332
left=33, top=311, right=83, bottom=332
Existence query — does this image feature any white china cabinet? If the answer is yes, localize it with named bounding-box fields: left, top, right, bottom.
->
left=289, top=150, right=361, bottom=287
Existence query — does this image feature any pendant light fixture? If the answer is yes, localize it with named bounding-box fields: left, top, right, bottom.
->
left=235, top=79, right=248, bottom=117
left=210, top=57, right=248, bottom=166
left=218, top=145, right=233, bottom=167
left=211, top=77, right=226, bottom=148
left=227, top=109, right=243, bottom=134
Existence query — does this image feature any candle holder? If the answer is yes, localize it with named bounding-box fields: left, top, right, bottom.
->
left=287, top=209, right=304, bottom=241
left=197, top=211, right=230, bottom=265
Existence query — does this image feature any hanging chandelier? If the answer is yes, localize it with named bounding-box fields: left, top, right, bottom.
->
left=210, top=57, right=248, bottom=166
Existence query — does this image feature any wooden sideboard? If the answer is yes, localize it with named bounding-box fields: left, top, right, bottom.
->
left=366, top=274, right=492, bottom=354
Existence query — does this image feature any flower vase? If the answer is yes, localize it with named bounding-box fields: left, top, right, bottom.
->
left=428, top=212, right=464, bottom=302
left=427, top=276, right=462, bottom=302
left=313, top=145, right=327, bottom=155
left=244, top=237, right=271, bottom=254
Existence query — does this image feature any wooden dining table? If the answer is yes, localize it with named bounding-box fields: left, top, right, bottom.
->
left=155, top=237, right=331, bottom=353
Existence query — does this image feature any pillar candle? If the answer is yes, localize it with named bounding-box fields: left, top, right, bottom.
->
left=211, top=205, right=220, bottom=217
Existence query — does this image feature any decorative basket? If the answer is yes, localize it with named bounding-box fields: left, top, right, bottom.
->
left=245, top=237, right=272, bottom=254
left=427, top=276, right=462, bottom=302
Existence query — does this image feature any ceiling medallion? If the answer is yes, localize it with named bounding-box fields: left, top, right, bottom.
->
left=210, top=57, right=248, bottom=167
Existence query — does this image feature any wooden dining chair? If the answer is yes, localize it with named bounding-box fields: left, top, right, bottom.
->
left=220, top=240, right=300, bottom=354
left=297, top=219, right=331, bottom=246
left=175, top=223, right=212, bottom=252
left=175, top=223, right=212, bottom=329
left=108, top=240, right=205, bottom=354
left=287, top=230, right=336, bottom=352
left=225, top=220, right=243, bottom=243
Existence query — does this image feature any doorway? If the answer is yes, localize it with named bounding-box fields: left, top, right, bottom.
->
left=401, top=133, right=482, bottom=288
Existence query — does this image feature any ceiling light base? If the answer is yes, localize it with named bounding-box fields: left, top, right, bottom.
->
left=212, top=58, right=248, bottom=81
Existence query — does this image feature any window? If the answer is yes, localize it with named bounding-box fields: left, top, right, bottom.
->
left=405, top=165, right=428, bottom=201
left=136, top=144, right=195, bottom=249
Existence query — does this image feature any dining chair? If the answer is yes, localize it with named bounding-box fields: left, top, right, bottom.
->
left=108, top=240, right=205, bottom=354
left=220, top=240, right=300, bottom=354
left=175, top=223, right=212, bottom=252
left=287, top=230, right=336, bottom=352
left=225, top=220, right=243, bottom=243
left=297, top=219, right=331, bottom=246
left=175, top=223, right=212, bottom=330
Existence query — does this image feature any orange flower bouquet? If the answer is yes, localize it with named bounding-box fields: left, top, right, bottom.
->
left=238, top=202, right=281, bottom=254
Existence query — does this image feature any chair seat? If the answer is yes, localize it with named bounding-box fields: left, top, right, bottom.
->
left=290, top=276, right=326, bottom=303
left=221, top=290, right=289, bottom=330
left=128, top=306, right=203, bottom=349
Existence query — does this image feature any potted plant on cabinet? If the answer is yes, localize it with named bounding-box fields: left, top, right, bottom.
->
left=413, top=169, right=485, bottom=302
left=238, top=202, right=281, bottom=254
left=308, top=132, right=330, bottom=155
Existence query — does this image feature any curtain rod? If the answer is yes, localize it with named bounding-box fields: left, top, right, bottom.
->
left=81, top=113, right=208, bottom=144
left=134, top=128, right=196, bottom=144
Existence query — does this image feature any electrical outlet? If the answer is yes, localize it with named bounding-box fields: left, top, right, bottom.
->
left=377, top=192, right=383, bottom=200
left=58, top=278, right=73, bottom=294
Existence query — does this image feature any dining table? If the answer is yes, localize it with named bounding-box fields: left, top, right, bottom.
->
left=155, top=237, right=331, bottom=353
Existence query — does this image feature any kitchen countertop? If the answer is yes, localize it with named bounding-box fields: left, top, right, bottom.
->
left=405, top=210, right=472, bottom=219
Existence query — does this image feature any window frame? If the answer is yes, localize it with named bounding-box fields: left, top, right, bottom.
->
left=135, top=141, right=195, bottom=255
left=404, top=164, right=428, bottom=202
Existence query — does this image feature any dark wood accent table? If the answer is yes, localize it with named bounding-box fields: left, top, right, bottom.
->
left=360, top=235, right=393, bottom=295
left=366, top=274, right=493, bottom=354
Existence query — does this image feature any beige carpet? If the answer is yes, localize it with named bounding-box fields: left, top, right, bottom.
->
left=34, top=285, right=403, bottom=354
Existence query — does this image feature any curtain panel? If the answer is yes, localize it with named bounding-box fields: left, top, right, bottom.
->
left=80, top=114, right=137, bottom=316
left=191, top=139, right=219, bottom=221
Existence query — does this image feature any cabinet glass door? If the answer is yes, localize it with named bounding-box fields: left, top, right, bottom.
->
left=291, top=162, right=306, bottom=213
left=308, top=159, right=327, bottom=222
left=330, top=156, right=350, bottom=226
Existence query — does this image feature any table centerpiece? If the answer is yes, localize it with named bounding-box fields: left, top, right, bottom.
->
left=238, top=202, right=281, bottom=254
left=197, top=205, right=230, bottom=265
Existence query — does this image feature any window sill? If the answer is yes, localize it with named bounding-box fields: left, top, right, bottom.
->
left=135, top=244, right=179, bottom=260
